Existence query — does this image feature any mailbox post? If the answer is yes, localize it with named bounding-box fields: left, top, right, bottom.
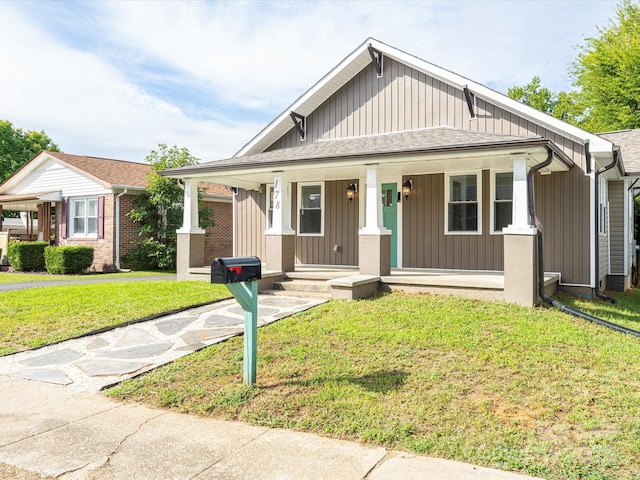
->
left=211, top=257, right=262, bottom=385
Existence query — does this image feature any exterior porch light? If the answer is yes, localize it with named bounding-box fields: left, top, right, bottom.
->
left=346, top=183, right=357, bottom=202
left=402, top=180, right=413, bottom=199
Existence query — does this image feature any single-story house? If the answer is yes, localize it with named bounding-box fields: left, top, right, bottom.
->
left=0, top=151, right=233, bottom=271
left=161, top=38, right=639, bottom=306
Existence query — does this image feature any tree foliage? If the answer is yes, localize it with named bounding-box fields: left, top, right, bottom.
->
left=572, top=0, right=640, bottom=132
left=0, top=120, right=59, bottom=183
left=124, top=144, right=214, bottom=270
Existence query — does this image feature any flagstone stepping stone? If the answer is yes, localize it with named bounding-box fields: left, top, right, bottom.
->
left=76, top=359, right=151, bottom=377
left=86, top=337, right=109, bottom=350
left=228, top=305, right=279, bottom=318
left=155, top=317, right=195, bottom=336
left=203, top=314, right=243, bottom=328
left=14, top=369, right=73, bottom=385
left=175, top=342, right=207, bottom=352
left=115, top=328, right=160, bottom=347
left=97, top=342, right=174, bottom=360
left=259, top=297, right=308, bottom=308
left=20, top=348, right=83, bottom=367
left=181, top=328, right=243, bottom=344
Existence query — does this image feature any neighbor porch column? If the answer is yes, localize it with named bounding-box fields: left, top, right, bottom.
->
left=265, top=173, right=295, bottom=272
left=176, top=178, right=205, bottom=280
left=359, top=165, right=391, bottom=276
left=503, top=158, right=539, bottom=306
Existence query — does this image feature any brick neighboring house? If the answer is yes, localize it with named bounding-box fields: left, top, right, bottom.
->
left=0, top=151, right=232, bottom=271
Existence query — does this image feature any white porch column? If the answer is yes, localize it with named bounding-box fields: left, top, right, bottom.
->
left=359, top=165, right=391, bottom=276
left=176, top=178, right=205, bottom=280
left=503, top=157, right=539, bottom=306
left=265, top=173, right=295, bottom=272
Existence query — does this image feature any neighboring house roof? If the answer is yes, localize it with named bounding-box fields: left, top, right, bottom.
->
left=236, top=37, right=612, bottom=157
left=163, top=127, right=572, bottom=178
left=599, top=129, right=640, bottom=176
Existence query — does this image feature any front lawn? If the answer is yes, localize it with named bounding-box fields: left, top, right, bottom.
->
left=0, top=281, right=229, bottom=355
left=109, top=291, right=640, bottom=480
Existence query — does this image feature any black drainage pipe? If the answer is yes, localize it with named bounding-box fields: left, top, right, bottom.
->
left=529, top=147, right=640, bottom=337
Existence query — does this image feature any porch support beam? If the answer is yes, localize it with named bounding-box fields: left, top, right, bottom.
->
left=176, top=178, right=205, bottom=281
left=359, top=165, right=391, bottom=276
left=265, top=173, right=295, bottom=273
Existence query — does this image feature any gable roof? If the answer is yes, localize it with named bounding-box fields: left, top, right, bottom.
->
left=599, top=129, right=640, bottom=175
left=236, top=37, right=613, bottom=158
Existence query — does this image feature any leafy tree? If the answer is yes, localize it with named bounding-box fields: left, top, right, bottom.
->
left=124, top=144, right=214, bottom=270
left=0, top=120, right=59, bottom=183
left=572, top=0, right=640, bottom=132
left=507, top=76, right=580, bottom=124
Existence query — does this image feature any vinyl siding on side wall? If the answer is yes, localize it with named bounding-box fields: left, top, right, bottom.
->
left=609, top=181, right=625, bottom=274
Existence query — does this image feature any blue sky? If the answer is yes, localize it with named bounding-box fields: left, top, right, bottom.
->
left=0, top=0, right=619, bottom=163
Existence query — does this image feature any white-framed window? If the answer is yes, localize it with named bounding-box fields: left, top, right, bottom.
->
left=266, top=184, right=274, bottom=229
left=445, top=172, right=481, bottom=234
left=298, top=182, right=324, bottom=235
left=491, top=171, right=513, bottom=234
left=71, top=197, right=98, bottom=237
left=599, top=176, right=607, bottom=236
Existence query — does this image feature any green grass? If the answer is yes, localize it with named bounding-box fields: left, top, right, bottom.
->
left=109, top=291, right=640, bottom=480
left=0, top=281, right=229, bottom=355
left=0, top=270, right=172, bottom=284
left=557, top=291, right=640, bottom=332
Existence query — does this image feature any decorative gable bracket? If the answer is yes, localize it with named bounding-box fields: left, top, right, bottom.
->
left=289, top=111, right=306, bottom=141
left=463, top=85, right=476, bottom=119
left=368, top=44, right=383, bottom=78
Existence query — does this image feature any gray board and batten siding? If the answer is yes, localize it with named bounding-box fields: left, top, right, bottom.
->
left=235, top=57, right=591, bottom=285
left=608, top=181, right=625, bottom=289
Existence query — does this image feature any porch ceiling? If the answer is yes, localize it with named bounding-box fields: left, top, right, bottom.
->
left=0, top=191, right=61, bottom=211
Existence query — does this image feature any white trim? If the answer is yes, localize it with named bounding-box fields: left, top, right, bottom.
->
left=624, top=179, right=630, bottom=276
left=489, top=169, right=513, bottom=235
left=297, top=182, right=324, bottom=236
left=69, top=196, right=98, bottom=238
left=589, top=172, right=596, bottom=288
left=444, top=171, right=482, bottom=235
left=265, top=183, right=274, bottom=231
left=382, top=176, right=403, bottom=268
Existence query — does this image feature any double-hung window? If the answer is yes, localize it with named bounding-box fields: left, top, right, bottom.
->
left=266, top=185, right=274, bottom=230
left=71, top=197, right=98, bottom=237
left=298, top=183, right=323, bottom=235
left=491, top=172, right=513, bottom=233
left=446, top=173, right=481, bottom=234
left=599, top=176, right=607, bottom=235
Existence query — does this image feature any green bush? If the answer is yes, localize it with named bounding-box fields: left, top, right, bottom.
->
left=7, top=242, right=48, bottom=272
left=44, top=246, right=94, bottom=274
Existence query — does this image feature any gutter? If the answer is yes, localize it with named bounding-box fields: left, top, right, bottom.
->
left=115, top=188, right=128, bottom=272
left=530, top=147, right=640, bottom=337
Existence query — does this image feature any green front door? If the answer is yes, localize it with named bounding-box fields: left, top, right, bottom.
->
left=381, top=183, right=398, bottom=268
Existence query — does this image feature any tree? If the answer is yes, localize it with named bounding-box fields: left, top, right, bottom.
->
left=572, top=0, right=640, bottom=132
left=124, top=144, right=214, bottom=270
left=0, top=120, right=59, bottom=183
left=507, top=76, right=580, bottom=124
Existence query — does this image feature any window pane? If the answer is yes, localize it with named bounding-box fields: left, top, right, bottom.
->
left=87, top=218, right=97, bottom=234
left=450, top=175, right=477, bottom=202
left=301, top=185, right=321, bottom=209
left=381, top=189, right=393, bottom=207
left=300, top=209, right=321, bottom=234
left=87, top=199, right=98, bottom=217
left=74, top=200, right=85, bottom=217
left=495, top=173, right=513, bottom=201
left=74, top=218, right=85, bottom=233
left=448, top=203, right=478, bottom=231
left=494, top=202, right=512, bottom=232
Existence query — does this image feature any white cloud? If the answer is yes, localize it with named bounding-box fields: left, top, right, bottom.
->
left=0, top=0, right=620, bottom=164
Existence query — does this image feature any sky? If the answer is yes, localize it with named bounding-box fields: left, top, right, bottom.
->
left=0, top=0, right=620, bottom=164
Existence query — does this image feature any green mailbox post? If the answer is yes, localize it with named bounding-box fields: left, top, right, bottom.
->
left=211, top=257, right=261, bottom=385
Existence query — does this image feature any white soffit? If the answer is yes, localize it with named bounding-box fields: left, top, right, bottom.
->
left=235, top=38, right=613, bottom=158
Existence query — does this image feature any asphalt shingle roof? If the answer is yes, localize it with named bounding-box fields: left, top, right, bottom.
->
left=599, top=129, right=640, bottom=175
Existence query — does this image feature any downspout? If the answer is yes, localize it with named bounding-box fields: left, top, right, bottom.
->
left=593, top=149, right=619, bottom=303
left=115, top=189, right=128, bottom=271
left=532, top=147, right=640, bottom=337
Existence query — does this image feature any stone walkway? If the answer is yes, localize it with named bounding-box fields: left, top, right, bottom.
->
left=0, top=295, right=326, bottom=392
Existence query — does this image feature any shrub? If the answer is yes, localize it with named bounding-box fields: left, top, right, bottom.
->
left=44, top=246, right=94, bottom=274
left=7, top=242, right=48, bottom=271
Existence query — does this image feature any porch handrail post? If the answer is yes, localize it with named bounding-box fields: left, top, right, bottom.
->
left=177, top=179, right=204, bottom=234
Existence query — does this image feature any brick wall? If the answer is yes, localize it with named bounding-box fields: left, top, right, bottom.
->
left=204, top=200, right=233, bottom=264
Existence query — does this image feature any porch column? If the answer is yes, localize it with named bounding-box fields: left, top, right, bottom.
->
left=503, top=158, right=539, bottom=306
left=176, top=179, right=205, bottom=280
left=265, top=173, right=295, bottom=272
left=359, top=165, right=391, bottom=276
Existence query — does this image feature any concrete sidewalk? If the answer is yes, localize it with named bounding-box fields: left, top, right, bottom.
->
left=0, top=376, right=542, bottom=480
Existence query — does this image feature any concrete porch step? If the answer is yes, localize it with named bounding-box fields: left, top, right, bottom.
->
left=272, top=279, right=332, bottom=295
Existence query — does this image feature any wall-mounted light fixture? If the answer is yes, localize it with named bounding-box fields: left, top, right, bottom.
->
left=402, top=180, right=413, bottom=199
left=346, top=183, right=358, bottom=202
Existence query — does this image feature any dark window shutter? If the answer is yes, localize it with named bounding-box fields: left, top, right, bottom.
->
left=98, top=196, right=105, bottom=239
left=61, top=198, right=68, bottom=239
